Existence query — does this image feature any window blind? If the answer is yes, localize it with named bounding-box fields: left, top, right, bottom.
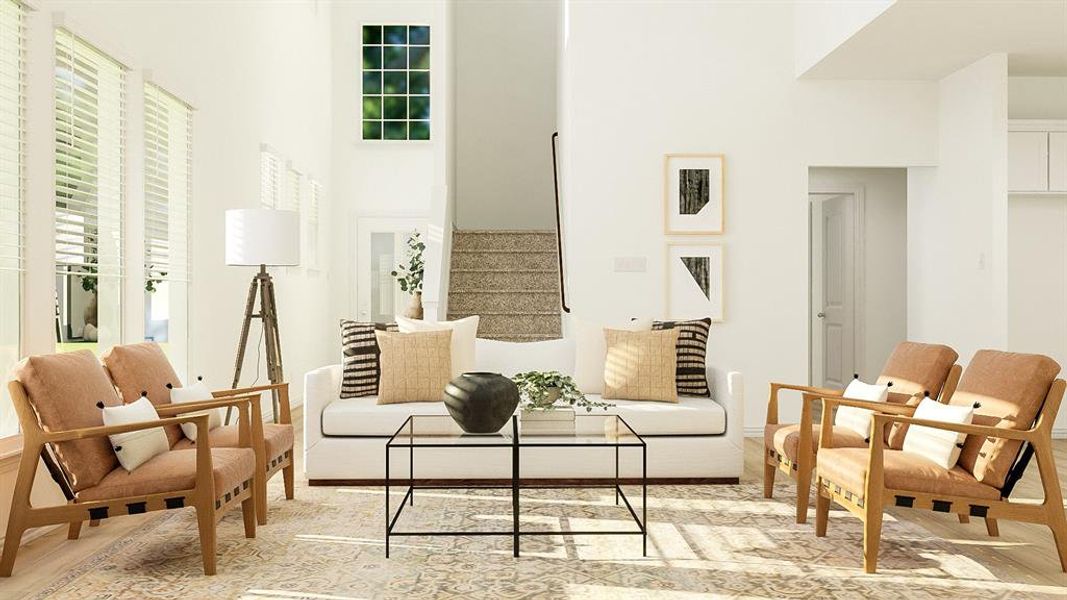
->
left=144, top=82, right=192, bottom=283
left=0, top=0, right=25, bottom=274
left=54, top=28, right=126, bottom=277
left=260, top=148, right=280, bottom=208
left=307, top=178, right=321, bottom=268
left=283, top=166, right=301, bottom=213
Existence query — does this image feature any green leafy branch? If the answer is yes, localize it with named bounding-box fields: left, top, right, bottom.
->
left=390, top=230, right=424, bottom=295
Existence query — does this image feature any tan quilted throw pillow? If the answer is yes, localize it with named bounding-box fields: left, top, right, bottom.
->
left=602, top=328, right=680, bottom=402
left=375, top=329, right=453, bottom=404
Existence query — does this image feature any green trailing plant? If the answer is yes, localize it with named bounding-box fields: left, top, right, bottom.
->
left=391, top=231, right=424, bottom=295
left=511, top=371, right=613, bottom=412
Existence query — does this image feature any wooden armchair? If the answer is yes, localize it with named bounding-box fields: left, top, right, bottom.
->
left=101, top=342, right=294, bottom=525
left=814, top=350, right=1066, bottom=573
left=765, top=341, right=961, bottom=523
left=1, top=350, right=260, bottom=576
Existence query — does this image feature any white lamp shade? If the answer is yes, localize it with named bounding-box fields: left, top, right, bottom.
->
left=225, top=209, right=301, bottom=266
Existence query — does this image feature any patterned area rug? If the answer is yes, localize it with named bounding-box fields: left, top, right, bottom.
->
left=27, top=481, right=1066, bottom=599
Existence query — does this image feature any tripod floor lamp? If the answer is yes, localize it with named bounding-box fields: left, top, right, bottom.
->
left=224, top=208, right=300, bottom=422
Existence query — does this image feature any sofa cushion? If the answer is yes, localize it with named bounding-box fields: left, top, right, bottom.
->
left=340, top=320, right=398, bottom=398
left=603, top=328, right=679, bottom=403
left=875, top=341, right=959, bottom=398
left=950, top=350, right=1060, bottom=489
left=101, top=342, right=184, bottom=447
left=375, top=330, right=453, bottom=404
left=818, top=447, right=1000, bottom=501
left=764, top=423, right=868, bottom=462
left=474, top=338, right=575, bottom=377
left=321, top=394, right=725, bottom=437
left=76, top=447, right=255, bottom=502
left=653, top=318, right=711, bottom=397
left=172, top=423, right=294, bottom=463
left=13, top=350, right=122, bottom=492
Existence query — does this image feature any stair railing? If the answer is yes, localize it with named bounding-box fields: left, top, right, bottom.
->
left=551, top=131, right=571, bottom=314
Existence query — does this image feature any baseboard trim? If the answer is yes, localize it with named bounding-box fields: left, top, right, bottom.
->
left=309, top=477, right=740, bottom=487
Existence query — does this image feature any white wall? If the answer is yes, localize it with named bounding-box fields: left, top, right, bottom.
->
left=810, top=167, right=908, bottom=380
left=793, top=0, right=895, bottom=77
left=454, top=0, right=559, bottom=230
left=559, top=1, right=938, bottom=432
left=1008, top=76, right=1067, bottom=120
left=908, top=54, right=1009, bottom=363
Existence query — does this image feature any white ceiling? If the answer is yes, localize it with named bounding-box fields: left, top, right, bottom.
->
left=800, top=0, right=1067, bottom=80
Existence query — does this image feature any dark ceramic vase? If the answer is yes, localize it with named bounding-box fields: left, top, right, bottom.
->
left=443, top=372, right=520, bottom=434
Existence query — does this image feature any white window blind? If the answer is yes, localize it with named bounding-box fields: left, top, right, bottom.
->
left=259, top=148, right=280, bottom=208
left=283, top=165, right=301, bottom=213
left=307, top=178, right=321, bottom=269
left=54, top=28, right=126, bottom=278
left=144, top=82, right=192, bottom=284
left=0, top=0, right=25, bottom=274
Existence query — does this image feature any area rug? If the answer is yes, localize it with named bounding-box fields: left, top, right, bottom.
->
left=26, top=481, right=1066, bottom=599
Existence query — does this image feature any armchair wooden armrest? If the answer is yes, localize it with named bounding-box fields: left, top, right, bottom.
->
left=156, top=394, right=262, bottom=416
left=767, top=383, right=842, bottom=425
left=157, top=395, right=260, bottom=449
left=871, top=413, right=1040, bottom=443
left=215, top=383, right=291, bottom=425
left=816, top=396, right=922, bottom=451
left=41, top=414, right=211, bottom=444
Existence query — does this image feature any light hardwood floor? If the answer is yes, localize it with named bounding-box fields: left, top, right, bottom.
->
left=0, top=410, right=1065, bottom=597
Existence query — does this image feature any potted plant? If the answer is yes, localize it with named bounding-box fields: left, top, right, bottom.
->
left=511, top=371, right=612, bottom=421
left=391, top=231, right=425, bottom=319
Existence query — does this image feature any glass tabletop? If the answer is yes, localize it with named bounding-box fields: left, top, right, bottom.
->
left=386, top=414, right=644, bottom=448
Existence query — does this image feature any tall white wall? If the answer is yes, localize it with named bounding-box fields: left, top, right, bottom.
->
left=810, top=167, right=908, bottom=380
left=1008, top=76, right=1067, bottom=119
left=793, top=0, right=895, bottom=77
left=559, top=1, right=938, bottom=431
left=454, top=0, right=559, bottom=230
left=907, top=54, right=1009, bottom=362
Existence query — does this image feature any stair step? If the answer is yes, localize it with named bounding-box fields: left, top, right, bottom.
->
left=448, top=311, right=558, bottom=316
left=450, top=268, right=556, bottom=273
left=478, top=333, right=562, bottom=342
left=449, top=270, right=559, bottom=291
left=447, top=291, right=560, bottom=314
left=450, top=313, right=561, bottom=336
left=451, top=231, right=558, bottom=252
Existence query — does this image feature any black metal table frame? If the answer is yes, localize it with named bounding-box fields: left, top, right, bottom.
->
left=385, top=414, right=647, bottom=558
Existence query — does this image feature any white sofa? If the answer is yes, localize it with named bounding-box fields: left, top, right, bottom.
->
left=304, top=337, right=744, bottom=483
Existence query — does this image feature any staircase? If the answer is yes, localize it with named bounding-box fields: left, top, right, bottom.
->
left=447, top=230, right=563, bottom=342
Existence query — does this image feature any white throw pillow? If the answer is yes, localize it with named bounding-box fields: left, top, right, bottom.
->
left=572, top=317, right=653, bottom=394
left=833, top=379, right=890, bottom=439
left=170, top=381, right=223, bottom=441
left=396, top=315, right=479, bottom=377
left=101, top=397, right=170, bottom=472
left=902, top=398, right=974, bottom=469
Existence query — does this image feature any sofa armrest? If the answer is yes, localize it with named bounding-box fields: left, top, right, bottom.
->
left=304, top=364, right=341, bottom=450
left=709, top=365, right=744, bottom=468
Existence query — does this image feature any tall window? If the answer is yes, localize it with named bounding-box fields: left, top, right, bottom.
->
left=0, top=0, right=25, bottom=436
left=260, top=147, right=281, bottom=208
left=54, top=29, right=127, bottom=354
left=144, top=82, right=192, bottom=377
left=361, top=24, right=430, bottom=141
left=307, top=179, right=322, bottom=270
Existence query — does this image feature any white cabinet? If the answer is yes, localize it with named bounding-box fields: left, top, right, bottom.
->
left=1050, top=132, right=1067, bottom=192
left=1008, top=131, right=1049, bottom=192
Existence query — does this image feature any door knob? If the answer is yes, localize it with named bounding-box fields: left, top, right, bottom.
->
left=817, top=312, right=826, bottom=318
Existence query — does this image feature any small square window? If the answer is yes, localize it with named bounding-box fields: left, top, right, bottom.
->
left=363, top=71, right=382, bottom=94
left=384, top=121, right=408, bottom=140
left=409, top=96, right=430, bottom=120
left=384, top=46, right=406, bottom=70
left=409, top=121, right=430, bottom=140
left=362, top=25, right=382, bottom=45
left=362, top=96, right=382, bottom=119
left=409, top=71, right=430, bottom=95
left=409, top=26, right=430, bottom=45
left=383, top=72, right=407, bottom=94
left=384, top=25, right=407, bottom=45
left=409, top=46, right=430, bottom=70
left=383, top=96, right=407, bottom=120
left=362, top=46, right=382, bottom=70
left=362, top=120, right=382, bottom=140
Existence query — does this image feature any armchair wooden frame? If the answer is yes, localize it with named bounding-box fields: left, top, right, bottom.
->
left=763, top=365, right=962, bottom=524
left=814, top=382, right=1067, bottom=574
left=0, top=382, right=262, bottom=577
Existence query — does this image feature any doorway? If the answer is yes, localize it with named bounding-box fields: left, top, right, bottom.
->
left=809, top=167, right=909, bottom=390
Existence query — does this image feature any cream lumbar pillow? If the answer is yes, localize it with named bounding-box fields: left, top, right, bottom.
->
left=902, top=398, right=974, bottom=469
left=376, top=329, right=453, bottom=404
left=602, top=328, right=679, bottom=403
left=833, top=379, right=890, bottom=439
left=396, top=315, right=478, bottom=377
left=573, top=317, right=653, bottom=394
left=101, top=396, right=170, bottom=471
left=169, top=381, right=223, bottom=441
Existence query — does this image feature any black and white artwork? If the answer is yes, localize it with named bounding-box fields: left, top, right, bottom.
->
left=667, top=244, right=723, bottom=321
left=665, top=154, right=724, bottom=234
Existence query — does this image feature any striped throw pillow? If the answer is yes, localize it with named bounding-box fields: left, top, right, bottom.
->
left=340, top=320, right=398, bottom=398
left=652, top=318, right=711, bottom=397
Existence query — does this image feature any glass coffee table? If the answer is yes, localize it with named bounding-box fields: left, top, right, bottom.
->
left=384, top=414, right=647, bottom=558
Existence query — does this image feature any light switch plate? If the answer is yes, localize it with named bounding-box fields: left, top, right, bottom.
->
left=614, top=256, right=647, bottom=272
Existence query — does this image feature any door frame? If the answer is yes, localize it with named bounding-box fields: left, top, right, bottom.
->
left=353, top=216, right=427, bottom=322
left=809, top=184, right=866, bottom=386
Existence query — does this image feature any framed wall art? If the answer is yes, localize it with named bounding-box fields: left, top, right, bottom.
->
left=663, top=153, right=725, bottom=235
left=665, top=242, right=724, bottom=322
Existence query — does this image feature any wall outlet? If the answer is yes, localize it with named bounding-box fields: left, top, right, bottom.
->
left=613, top=256, right=647, bottom=272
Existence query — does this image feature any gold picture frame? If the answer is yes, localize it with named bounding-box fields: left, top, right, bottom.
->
left=663, top=153, right=725, bottom=235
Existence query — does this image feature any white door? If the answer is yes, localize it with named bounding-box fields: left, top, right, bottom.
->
left=811, top=193, right=856, bottom=390
left=355, top=217, right=425, bottom=323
